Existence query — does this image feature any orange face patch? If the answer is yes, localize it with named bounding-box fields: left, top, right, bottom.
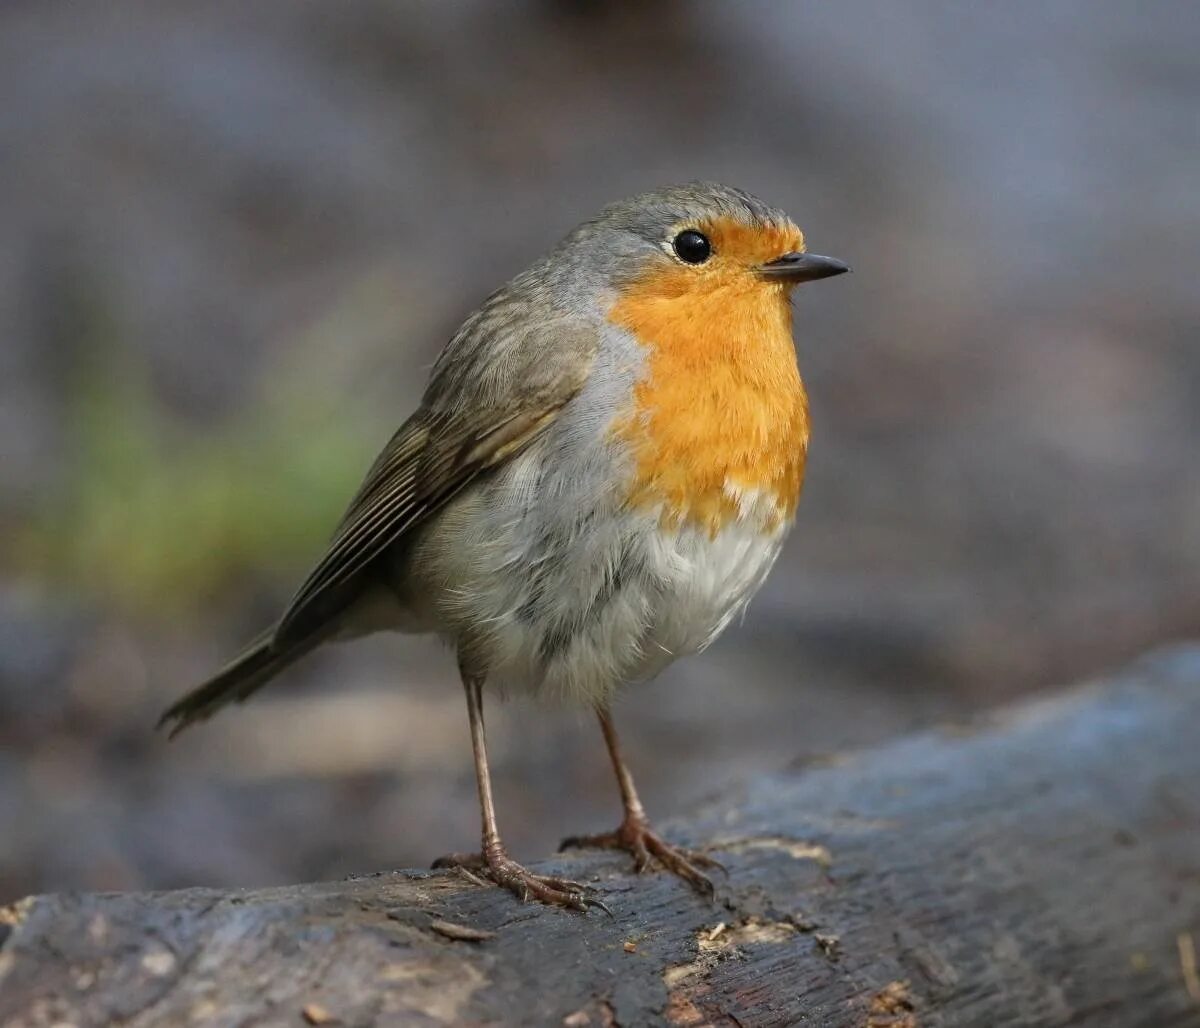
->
left=701, top=216, right=807, bottom=272
left=610, top=215, right=811, bottom=536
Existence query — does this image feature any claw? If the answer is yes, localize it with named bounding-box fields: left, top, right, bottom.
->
left=562, top=819, right=718, bottom=898
left=584, top=896, right=615, bottom=917
left=435, top=851, right=607, bottom=913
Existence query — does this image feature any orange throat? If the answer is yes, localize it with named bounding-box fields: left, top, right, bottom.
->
left=610, top=262, right=810, bottom=537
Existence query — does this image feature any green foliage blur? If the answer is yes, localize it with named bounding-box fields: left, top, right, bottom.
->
left=13, top=280, right=390, bottom=619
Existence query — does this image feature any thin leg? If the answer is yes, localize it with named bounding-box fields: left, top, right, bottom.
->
left=433, top=675, right=606, bottom=913
left=561, top=707, right=722, bottom=897
left=598, top=706, right=648, bottom=826
left=466, top=674, right=503, bottom=860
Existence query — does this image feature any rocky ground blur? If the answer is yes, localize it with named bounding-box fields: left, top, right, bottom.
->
left=1, top=2, right=1198, bottom=903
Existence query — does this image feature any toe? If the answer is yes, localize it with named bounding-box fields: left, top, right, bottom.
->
left=629, top=838, right=654, bottom=873
left=666, top=856, right=716, bottom=897
left=642, top=834, right=718, bottom=897
left=683, top=863, right=717, bottom=898
left=533, top=874, right=588, bottom=894
left=485, top=857, right=604, bottom=913
left=687, top=851, right=728, bottom=874
left=561, top=821, right=720, bottom=899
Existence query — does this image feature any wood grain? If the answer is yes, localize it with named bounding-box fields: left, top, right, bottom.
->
left=2, top=646, right=1199, bottom=1027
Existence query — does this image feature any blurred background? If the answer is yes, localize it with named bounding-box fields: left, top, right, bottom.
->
left=2, top=1, right=1198, bottom=903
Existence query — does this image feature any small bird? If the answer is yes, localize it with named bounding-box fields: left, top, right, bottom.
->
left=160, top=183, right=848, bottom=911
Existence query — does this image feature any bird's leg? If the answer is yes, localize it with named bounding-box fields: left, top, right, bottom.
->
left=433, top=674, right=603, bottom=912
left=560, top=707, right=722, bottom=897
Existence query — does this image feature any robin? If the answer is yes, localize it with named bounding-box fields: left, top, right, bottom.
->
left=160, top=182, right=848, bottom=911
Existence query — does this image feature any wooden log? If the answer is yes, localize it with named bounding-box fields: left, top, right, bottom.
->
left=2, top=646, right=1199, bottom=1027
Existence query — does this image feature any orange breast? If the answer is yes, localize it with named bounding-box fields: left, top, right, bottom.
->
left=609, top=258, right=810, bottom=537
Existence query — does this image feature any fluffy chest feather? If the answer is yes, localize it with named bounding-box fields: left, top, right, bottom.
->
left=609, top=265, right=809, bottom=536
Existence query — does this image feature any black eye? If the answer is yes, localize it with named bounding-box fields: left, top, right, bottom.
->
left=672, top=229, right=711, bottom=264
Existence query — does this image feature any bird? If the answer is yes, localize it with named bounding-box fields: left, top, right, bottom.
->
left=159, top=182, right=849, bottom=912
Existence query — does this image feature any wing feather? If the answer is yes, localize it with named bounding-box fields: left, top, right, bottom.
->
left=272, top=299, right=599, bottom=647
left=273, top=400, right=574, bottom=646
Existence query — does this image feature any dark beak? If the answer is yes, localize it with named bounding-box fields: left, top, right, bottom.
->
left=758, top=252, right=851, bottom=283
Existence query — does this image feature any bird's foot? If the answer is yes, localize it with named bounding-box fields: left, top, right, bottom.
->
left=432, top=850, right=609, bottom=914
left=560, top=816, right=723, bottom=898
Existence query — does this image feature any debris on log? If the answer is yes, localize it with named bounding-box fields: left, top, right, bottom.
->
left=2, top=646, right=1199, bottom=1027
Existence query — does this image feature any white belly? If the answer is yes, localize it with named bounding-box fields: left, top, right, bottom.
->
left=635, top=515, right=788, bottom=674
left=391, top=458, right=791, bottom=706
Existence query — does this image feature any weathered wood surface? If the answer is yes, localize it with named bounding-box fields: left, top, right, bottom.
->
left=2, top=646, right=1199, bottom=1028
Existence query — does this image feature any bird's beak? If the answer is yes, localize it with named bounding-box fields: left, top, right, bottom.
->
left=758, top=252, right=851, bottom=283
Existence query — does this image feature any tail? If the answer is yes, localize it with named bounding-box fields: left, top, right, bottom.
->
left=157, top=629, right=320, bottom=739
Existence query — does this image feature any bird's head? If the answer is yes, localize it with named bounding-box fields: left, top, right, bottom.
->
left=561, top=182, right=848, bottom=309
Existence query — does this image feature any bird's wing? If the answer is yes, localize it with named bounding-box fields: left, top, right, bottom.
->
left=273, top=311, right=597, bottom=646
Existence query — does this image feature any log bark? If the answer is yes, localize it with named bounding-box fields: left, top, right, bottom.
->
left=2, top=646, right=1199, bottom=1028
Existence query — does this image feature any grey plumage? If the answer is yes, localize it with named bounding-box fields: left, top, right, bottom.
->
left=159, top=182, right=807, bottom=734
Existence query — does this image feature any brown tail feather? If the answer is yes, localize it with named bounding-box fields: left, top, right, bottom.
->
left=157, top=629, right=317, bottom=739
